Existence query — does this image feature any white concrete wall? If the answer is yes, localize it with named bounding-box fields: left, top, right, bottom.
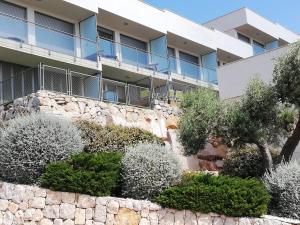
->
left=98, top=0, right=167, bottom=34
left=63, top=0, right=99, bottom=13
left=214, top=30, right=253, bottom=58
left=204, top=8, right=299, bottom=44
left=217, top=45, right=290, bottom=100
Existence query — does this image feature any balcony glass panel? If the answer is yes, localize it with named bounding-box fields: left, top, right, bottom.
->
left=121, top=45, right=149, bottom=68
left=0, top=14, right=27, bottom=43
left=202, top=67, right=218, bottom=85
left=99, top=38, right=116, bottom=58
left=180, top=59, right=200, bottom=80
left=169, top=56, right=177, bottom=73
left=35, top=25, right=75, bottom=56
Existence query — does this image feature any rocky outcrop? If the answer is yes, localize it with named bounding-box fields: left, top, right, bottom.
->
left=198, top=138, right=228, bottom=171
left=0, top=182, right=297, bottom=225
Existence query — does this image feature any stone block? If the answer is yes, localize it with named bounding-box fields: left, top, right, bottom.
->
left=46, top=191, right=62, bottom=205
left=61, top=192, right=75, bottom=204
left=74, top=208, right=85, bottom=225
left=114, top=208, right=140, bottom=225
left=107, top=200, right=119, bottom=214
left=60, top=203, right=75, bottom=219
left=0, top=199, right=8, bottom=210
left=94, top=204, right=106, bottom=222
left=77, top=195, right=96, bottom=208
left=30, top=197, right=46, bottom=209
left=44, top=205, right=60, bottom=219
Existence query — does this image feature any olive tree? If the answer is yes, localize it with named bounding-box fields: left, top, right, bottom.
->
left=221, top=78, right=288, bottom=171
left=273, top=41, right=300, bottom=162
left=179, top=88, right=223, bottom=155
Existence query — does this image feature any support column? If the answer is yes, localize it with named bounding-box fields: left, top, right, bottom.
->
left=27, top=7, right=36, bottom=45
left=114, top=31, right=122, bottom=61
left=174, top=48, right=181, bottom=75
left=74, top=23, right=81, bottom=58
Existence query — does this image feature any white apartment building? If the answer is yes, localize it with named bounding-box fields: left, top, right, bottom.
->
left=0, top=0, right=298, bottom=108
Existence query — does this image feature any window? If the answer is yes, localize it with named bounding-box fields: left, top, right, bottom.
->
left=120, top=34, right=147, bottom=51
left=167, top=47, right=175, bottom=57
left=252, top=40, right=265, bottom=55
left=237, top=33, right=250, bottom=44
left=179, top=51, right=198, bottom=64
left=35, top=12, right=74, bottom=34
left=0, top=0, right=26, bottom=19
left=98, top=27, right=114, bottom=40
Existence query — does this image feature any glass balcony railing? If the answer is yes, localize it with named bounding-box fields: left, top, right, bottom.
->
left=35, top=24, right=76, bottom=56
left=179, top=59, right=201, bottom=80
left=98, top=38, right=217, bottom=85
left=0, top=12, right=218, bottom=86
left=0, top=13, right=27, bottom=43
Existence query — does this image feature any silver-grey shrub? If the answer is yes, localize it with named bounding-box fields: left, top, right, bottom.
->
left=263, top=161, right=300, bottom=219
left=0, top=113, right=83, bottom=184
left=121, top=143, right=182, bottom=200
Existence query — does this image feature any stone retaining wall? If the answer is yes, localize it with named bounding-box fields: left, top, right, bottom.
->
left=0, top=182, right=296, bottom=225
left=0, top=91, right=227, bottom=171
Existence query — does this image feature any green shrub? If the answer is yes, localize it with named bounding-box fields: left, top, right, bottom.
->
left=121, top=143, right=181, bottom=200
left=155, top=173, right=270, bottom=217
left=40, top=152, right=122, bottom=196
left=222, top=146, right=280, bottom=178
left=263, top=161, right=300, bottom=219
left=0, top=113, right=83, bottom=184
left=76, top=120, right=164, bottom=153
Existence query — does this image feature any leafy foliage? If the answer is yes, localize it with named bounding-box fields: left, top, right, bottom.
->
left=263, top=161, right=300, bottom=219
left=222, top=146, right=280, bottom=178
left=274, top=42, right=300, bottom=107
left=121, top=143, right=181, bottom=200
left=179, top=88, right=223, bottom=155
left=155, top=173, right=270, bottom=217
left=76, top=120, right=164, bottom=153
left=0, top=113, right=83, bottom=184
left=40, top=152, right=122, bottom=196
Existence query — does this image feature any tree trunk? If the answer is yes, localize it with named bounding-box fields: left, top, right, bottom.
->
left=256, top=142, right=273, bottom=172
left=279, top=114, right=300, bottom=162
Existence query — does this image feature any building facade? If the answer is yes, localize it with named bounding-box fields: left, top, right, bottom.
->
left=0, top=0, right=297, bottom=108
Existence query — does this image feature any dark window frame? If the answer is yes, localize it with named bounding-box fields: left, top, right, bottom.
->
left=237, top=32, right=251, bottom=44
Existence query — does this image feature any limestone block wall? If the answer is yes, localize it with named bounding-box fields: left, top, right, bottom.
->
left=0, top=182, right=296, bottom=225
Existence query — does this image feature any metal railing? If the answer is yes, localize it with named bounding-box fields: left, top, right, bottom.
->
left=41, top=64, right=151, bottom=107
left=0, top=67, right=39, bottom=105
left=0, top=63, right=200, bottom=107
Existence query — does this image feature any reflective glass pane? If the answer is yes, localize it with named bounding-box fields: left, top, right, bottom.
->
left=0, top=14, right=27, bottom=43
left=35, top=25, right=75, bottom=56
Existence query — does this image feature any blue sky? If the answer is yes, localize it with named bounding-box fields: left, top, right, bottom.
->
left=144, top=0, right=300, bottom=34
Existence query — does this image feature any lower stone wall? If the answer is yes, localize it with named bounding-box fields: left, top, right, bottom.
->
left=0, top=182, right=295, bottom=225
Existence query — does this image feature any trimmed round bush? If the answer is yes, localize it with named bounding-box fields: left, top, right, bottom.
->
left=155, top=173, right=271, bottom=217
left=0, top=113, right=83, bottom=184
left=121, top=143, right=181, bottom=200
left=222, top=146, right=279, bottom=178
left=40, top=152, right=122, bottom=196
left=263, top=161, right=300, bottom=219
left=76, top=120, right=164, bottom=153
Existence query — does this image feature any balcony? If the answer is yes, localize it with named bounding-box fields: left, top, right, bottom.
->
left=99, top=38, right=218, bottom=85
left=0, top=11, right=217, bottom=87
